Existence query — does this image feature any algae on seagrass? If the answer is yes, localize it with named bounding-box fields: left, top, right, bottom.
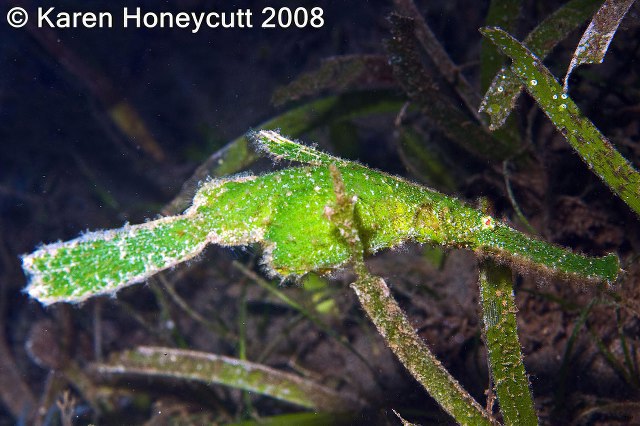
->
left=23, top=131, right=619, bottom=305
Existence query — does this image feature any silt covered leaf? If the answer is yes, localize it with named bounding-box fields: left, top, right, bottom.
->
left=563, top=0, right=637, bottom=92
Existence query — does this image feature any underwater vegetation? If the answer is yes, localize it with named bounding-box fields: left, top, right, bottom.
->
left=4, top=0, right=640, bottom=424
left=23, top=130, right=619, bottom=304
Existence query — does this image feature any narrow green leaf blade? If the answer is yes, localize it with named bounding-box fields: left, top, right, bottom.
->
left=271, top=55, right=395, bottom=106
left=387, top=14, right=519, bottom=160
left=227, top=412, right=352, bottom=426
left=94, top=346, right=362, bottom=412
left=392, top=0, right=482, bottom=119
left=479, top=261, right=538, bottom=426
left=480, top=0, right=602, bottom=129
left=480, top=0, right=522, bottom=92
left=481, top=27, right=640, bottom=218
left=353, top=274, right=497, bottom=425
